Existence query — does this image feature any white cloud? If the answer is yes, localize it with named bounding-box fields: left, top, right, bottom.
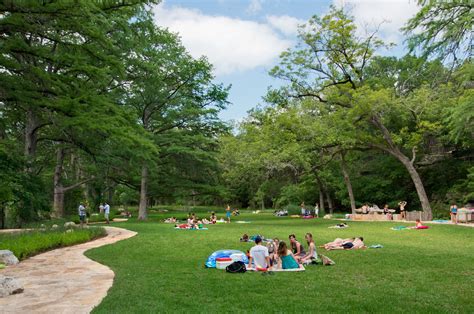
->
left=153, top=4, right=292, bottom=76
left=266, top=15, right=305, bottom=36
left=246, top=0, right=264, bottom=15
left=333, top=0, right=420, bottom=44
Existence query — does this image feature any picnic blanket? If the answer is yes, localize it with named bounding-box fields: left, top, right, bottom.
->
left=175, top=227, right=208, bottom=230
left=246, top=264, right=305, bottom=272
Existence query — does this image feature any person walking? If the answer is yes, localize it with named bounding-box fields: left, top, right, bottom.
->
left=225, top=204, right=231, bottom=223
left=314, top=203, right=319, bottom=218
left=78, top=202, right=87, bottom=227
left=104, top=202, right=110, bottom=224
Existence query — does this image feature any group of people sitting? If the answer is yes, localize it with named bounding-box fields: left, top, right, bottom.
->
left=173, top=212, right=220, bottom=229
left=274, top=209, right=288, bottom=217
left=322, top=237, right=366, bottom=250
left=247, top=233, right=318, bottom=270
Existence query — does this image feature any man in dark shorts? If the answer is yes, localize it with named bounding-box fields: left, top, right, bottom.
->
left=78, top=202, right=87, bottom=227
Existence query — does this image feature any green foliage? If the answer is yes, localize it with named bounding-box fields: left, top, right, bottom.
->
left=403, top=1, right=473, bottom=63
left=0, top=226, right=105, bottom=260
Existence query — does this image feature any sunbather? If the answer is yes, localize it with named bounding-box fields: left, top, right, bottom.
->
left=410, top=219, right=429, bottom=229
left=164, top=217, right=177, bottom=223
left=323, top=237, right=366, bottom=250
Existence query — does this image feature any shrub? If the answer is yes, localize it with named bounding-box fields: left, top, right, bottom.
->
left=0, top=226, right=106, bottom=260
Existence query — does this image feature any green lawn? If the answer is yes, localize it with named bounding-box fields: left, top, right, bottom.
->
left=86, top=213, right=473, bottom=313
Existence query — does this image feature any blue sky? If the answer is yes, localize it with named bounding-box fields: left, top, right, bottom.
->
left=152, top=0, right=420, bottom=122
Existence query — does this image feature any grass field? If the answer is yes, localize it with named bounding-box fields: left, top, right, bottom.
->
left=86, top=212, right=473, bottom=313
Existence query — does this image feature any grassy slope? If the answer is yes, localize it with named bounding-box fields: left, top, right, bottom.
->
left=86, top=213, right=473, bottom=313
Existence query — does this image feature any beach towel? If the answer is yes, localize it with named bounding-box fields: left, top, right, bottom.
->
left=391, top=226, right=409, bottom=230
left=369, top=244, right=384, bottom=249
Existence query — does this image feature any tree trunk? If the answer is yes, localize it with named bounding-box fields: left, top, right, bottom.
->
left=53, top=148, right=66, bottom=217
left=319, top=187, right=325, bottom=215
left=370, top=115, right=432, bottom=219
left=340, top=152, right=356, bottom=215
left=53, top=148, right=94, bottom=218
left=25, top=109, right=39, bottom=158
left=325, top=189, right=334, bottom=215
left=390, top=150, right=433, bottom=220
left=0, top=205, right=5, bottom=229
left=138, top=165, right=148, bottom=220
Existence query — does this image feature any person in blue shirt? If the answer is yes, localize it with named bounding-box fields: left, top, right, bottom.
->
left=277, top=241, right=299, bottom=269
left=450, top=203, right=458, bottom=224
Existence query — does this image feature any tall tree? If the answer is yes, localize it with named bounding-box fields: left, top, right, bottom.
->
left=124, top=12, right=228, bottom=219
left=269, top=7, right=435, bottom=217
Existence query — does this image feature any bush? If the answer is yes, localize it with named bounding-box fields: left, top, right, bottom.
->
left=0, top=226, right=106, bottom=260
left=431, top=201, right=451, bottom=220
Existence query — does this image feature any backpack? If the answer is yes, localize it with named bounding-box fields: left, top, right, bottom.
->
left=320, top=255, right=335, bottom=266
left=226, top=261, right=247, bottom=273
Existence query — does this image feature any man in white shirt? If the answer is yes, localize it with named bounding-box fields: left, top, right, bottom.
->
left=78, top=203, right=86, bottom=227
left=248, top=236, right=270, bottom=270
left=104, top=203, right=110, bottom=224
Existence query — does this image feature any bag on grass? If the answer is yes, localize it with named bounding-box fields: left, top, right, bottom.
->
left=320, top=255, right=335, bottom=266
left=226, top=261, right=247, bottom=273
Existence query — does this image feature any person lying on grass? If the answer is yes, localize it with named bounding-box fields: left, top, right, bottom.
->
left=248, top=236, right=271, bottom=270
left=300, top=233, right=318, bottom=264
left=277, top=241, right=300, bottom=269
left=289, top=234, right=306, bottom=261
left=409, top=219, right=429, bottom=229
left=164, top=217, right=177, bottom=223
left=323, top=237, right=366, bottom=250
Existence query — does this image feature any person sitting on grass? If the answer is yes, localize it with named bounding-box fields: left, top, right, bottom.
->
left=300, top=233, right=318, bottom=264
left=210, top=212, right=217, bottom=224
left=248, top=236, right=270, bottom=270
left=289, top=234, right=306, bottom=261
left=277, top=241, right=300, bottom=269
left=270, top=238, right=280, bottom=265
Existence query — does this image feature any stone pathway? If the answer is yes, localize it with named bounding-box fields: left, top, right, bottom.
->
left=0, top=226, right=136, bottom=314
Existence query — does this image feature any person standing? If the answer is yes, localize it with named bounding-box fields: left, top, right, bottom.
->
left=225, top=204, right=231, bottom=223
left=314, top=203, right=319, bottom=218
left=248, top=236, right=270, bottom=270
left=99, top=203, right=104, bottom=214
left=78, top=202, right=87, bottom=227
left=300, top=202, right=306, bottom=216
left=104, top=202, right=110, bottom=224
left=398, top=201, right=407, bottom=220
left=450, top=203, right=458, bottom=224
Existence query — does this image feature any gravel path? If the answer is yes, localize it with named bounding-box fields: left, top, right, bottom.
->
left=0, top=226, right=136, bottom=313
